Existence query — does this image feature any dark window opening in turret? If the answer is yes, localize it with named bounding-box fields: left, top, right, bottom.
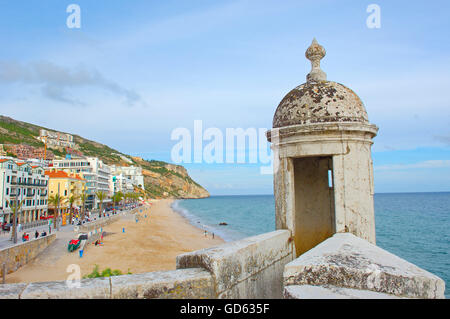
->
left=293, top=156, right=335, bottom=256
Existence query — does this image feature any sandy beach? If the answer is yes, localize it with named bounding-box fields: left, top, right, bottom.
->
left=5, top=199, right=224, bottom=284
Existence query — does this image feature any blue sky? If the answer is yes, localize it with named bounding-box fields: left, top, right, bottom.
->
left=0, top=0, right=449, bottom=195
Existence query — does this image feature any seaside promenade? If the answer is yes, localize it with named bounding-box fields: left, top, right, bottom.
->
left=3, top=200, right=223, bottom=284
left=0, top=210, right=104, bottom=250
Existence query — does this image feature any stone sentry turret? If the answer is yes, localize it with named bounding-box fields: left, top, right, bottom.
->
left=267, top=38, right=379, bottom=257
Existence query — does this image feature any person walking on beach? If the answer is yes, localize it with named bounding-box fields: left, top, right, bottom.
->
left=204, top=230, right=207, bottom=238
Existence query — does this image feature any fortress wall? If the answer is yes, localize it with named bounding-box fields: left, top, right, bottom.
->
left=0, top=230, right=293, bottom=299
left=283, top=233, right=446, bottom=299
left=0, top=231, right=444, bottom=299
left=176, top=230, right=294, bottom=298
left=0, top=234, right=56, bottom=277
left=0, top=268, right=214, bottom=299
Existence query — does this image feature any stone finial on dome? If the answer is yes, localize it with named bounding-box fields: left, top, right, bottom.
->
left=305, top=38, right=327, bottom=82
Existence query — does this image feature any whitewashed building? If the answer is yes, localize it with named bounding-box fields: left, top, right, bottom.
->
left=110, top=165, right=145, bottom=191
left=38, top=129, right=75, bottom=148
left=51, top=157, right=112, bottom=210
left=0, top=159, right=49, bottom=224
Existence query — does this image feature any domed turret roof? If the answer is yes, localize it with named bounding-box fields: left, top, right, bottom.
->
left=273, top=39, right=369, bottom=128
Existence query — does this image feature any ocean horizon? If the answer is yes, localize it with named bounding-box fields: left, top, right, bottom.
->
left=172, top=192, right=450, bottom=298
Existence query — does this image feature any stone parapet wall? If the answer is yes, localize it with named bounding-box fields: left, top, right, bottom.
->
left=177, top=230, right=294, bottom=298
left=283, top=233, right=446, bottom=299
left=0, top=268, right=214, bottom=299
left=0, top=234, right=56, bottom=277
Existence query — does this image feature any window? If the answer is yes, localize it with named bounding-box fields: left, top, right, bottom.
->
left=6, top=176, right=10, bottom=183
left=328, top=169, right=333, bottom=188
left=6, top=188, right=9, bottom=195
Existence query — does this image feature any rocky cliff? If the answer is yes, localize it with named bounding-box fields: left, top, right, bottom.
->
left=133, top=157, right=209, bottom=199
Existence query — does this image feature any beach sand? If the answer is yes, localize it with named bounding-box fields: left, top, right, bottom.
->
left=5, top=199, right=224, bottom=283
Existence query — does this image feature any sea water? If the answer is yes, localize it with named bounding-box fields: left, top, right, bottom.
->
left=172, top=192, right=450, bottom=297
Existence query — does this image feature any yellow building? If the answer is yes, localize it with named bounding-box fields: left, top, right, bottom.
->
left=45, top=170, right=86, bottom=224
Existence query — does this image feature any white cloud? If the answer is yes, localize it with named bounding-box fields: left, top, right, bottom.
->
left=0, top=60, right=143, bottom=106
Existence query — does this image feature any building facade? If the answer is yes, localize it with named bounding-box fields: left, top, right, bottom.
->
left=5, top=144, right=54, bottom=161
left=45, top=170, right=86, bottom=220
left=111, top=174, right=134, bottom=194
left=51, top=157, right=112, bottom=210
left=110, top=165, right=145, bottom=191
left=38, top=129, right=75, bottom=148
left=0, top=159, right=49, bottom=224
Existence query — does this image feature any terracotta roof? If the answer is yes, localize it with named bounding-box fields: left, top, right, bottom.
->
left=74, top=174, right=85, bottom=181
left=45, top=170, right=70, bottom=178
left=45, top=170, right=85, bottom=181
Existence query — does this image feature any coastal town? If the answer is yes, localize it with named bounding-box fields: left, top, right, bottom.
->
left=0, top=128, right=146, bottom=237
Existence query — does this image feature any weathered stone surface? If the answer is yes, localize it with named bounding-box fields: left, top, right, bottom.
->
left=268, top=122, right=378, bottom=256
left=177, top=230, right=294, bottom=298
left=0, top=283, right=28, bottom=299
left=0, top=234, right=56, bottom=277
left=110, top=268, right=214, bottom=299
left=283, top=233, right=446, bottom=299
left=284, top=285, right=404, bottom=299
left=267, top=40, right=379, bottom=257
left=20, top=277, right=111, bottom=299
left=273, top=81, right=369, bottom=128
left=2, top=269, right=214, bottom=299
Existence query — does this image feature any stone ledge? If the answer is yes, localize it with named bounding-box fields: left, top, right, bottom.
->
left=20, top=277, right=111, bottom=299
left=0, top=283, right=28, bottom=299
left=110, top=268, right=214, bottom=299
left=176, top=230, right=294, bottom=298
left=284, top=285, right=404, bottom=299
left=1, top=268, right=214, bottom=299
left=283, top=233, right=445, bottom=299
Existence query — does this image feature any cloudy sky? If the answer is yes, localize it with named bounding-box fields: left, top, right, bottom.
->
left=0, top=0, right=449, bottom=195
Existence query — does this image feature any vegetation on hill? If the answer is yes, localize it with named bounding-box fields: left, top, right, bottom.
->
left=0, top=115, right=209, bottom=199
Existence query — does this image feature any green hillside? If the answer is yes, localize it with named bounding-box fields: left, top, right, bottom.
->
left=0, top=115, right=209, bottom=199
